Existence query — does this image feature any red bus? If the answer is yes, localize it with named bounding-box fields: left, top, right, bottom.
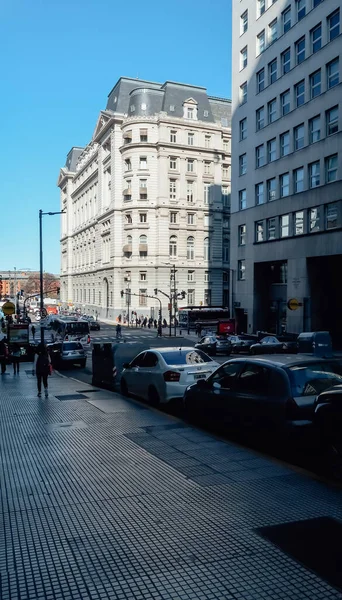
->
left=178, top=306, right=233, bottom=331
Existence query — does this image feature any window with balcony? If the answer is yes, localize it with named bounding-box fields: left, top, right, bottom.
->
left=295, top=80, right=305, bottom=107
left=125, top=213, right=132, bottom=224
left=169, top=156, right=177, bottom=170
left=328, top=10, right=340, bottom=41
left=187, top=236, right=195, bottom=260
left=268, top=98, right=277, bottom=123
left=280, top=172, right=290, bottom=197
left=125, top=158, right=132, bottom=171
left=239, top=189, right=247, bottom=210
left=326, top=203, right=338, bottom=229
left=311, top=23, right=322, bottom=53
left=326, top=106, right=339, bottom=135
left=309, top=161, right=320, bottom=188
left=295, top=37, right=305, bottom=64
left=309, top=115, right=320, bottom=143
left=239, top=118, right=247, bottom=140
left=240, top=46, right=248, bottom=70
left=267, top=178, right=276, bottom=201
left=325, top=154, right=338, bottom=183
left=268, top=59, right=277, bottom=84
left=169, top=179, right=177, bottom=200
left=281, top=90, right=290, bottom=115
left=280, top=214, right=290, bottom=237
left=294, top=166, right=304, bottom=192
left=267, top=138, right=277, bottom=162
left=187, top=180, right=194, bottom=203
left=267, top=218, right=276, bottom=240
left=124, top=235, right=132, bottom=258
left=169, top=235, right=177, bottom=257
left=256, top=145, right=264, bottom=168
left=238, top=260, right=246, bottom=280
left=256, top=69, right=265, bottom=93
left=255, top=182, right=264, bottom=205
left=139, top=179, right=147, bottom=199
left=239, top=224, right=246, bottom=245
left=187, top=159, right=195, bottom=172
left=294, top=211, right=304, bottom=235
left=256, top=106, right=265, bottom=130
left=239, top=153, right=247, bottom=175
left=139, top=234, right=148, bottom=258
left=310, top=70, right=321, bottom=98
left=294, top=123, right=305, bottom=150
left=327, top=58, right=339, bottom=89
left=139, top=213, right=147, bottom=223
left=204, top=161, right=212, bottom=175
left=282, top=48, right=291, bottom=74
left=280, top=131, right=290, bottom=156
left=256, top=221, right=264, bottom=242
left=282, top=7, right=291, bottom=33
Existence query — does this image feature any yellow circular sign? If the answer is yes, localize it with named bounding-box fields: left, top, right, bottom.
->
left=287, top=298, right=301, bottom=311
left=2, top=301, right=15, bottom=316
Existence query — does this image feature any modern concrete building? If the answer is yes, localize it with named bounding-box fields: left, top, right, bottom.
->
left=231, top=0, right=342, bottom=343
left=58, top=77, right=231, bottom=321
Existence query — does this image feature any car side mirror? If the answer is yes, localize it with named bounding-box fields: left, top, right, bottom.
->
left=122, top=362, right=130, bottom=369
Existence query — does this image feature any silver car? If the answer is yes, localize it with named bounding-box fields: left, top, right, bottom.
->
left=120, top=347, right=219, bottom=405
left=48, top=341, right=87, bottom=368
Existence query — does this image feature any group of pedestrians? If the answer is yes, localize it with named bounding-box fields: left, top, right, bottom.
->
left=0, top=337, right=52, bottom=398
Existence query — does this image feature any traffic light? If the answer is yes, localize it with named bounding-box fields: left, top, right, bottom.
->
left=154, top=288, right=158, bottom=295
left=120, top=290, right=124, bottom=298
left=180, top=290, right=186, bottom=299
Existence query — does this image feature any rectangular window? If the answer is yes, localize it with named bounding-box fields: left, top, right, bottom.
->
left=187, top=270, right=195, bottom=282
left=188, top=132, right=194, bottom=146
left=256, top=221, right=264, bottom=242
left=311, top=23, right=322, bottom=53
left=328, top=10, right=340, bottom=41
left=267, top=218, right=276, bottom=240
left=327, top=58, right=339, bottom=89
left=204, top=183, right=210, bottom=205
left=294, top=123, right=305, bottom=150
left=205, top=135, right=211, bottom=148
left=282, top=7, right=291, bottom=33
left=187, top=289, right=195, bottom=305
left=204, top=161, right=212, bottom=175
left=269, top=19, right=278, bottom=43
left=238, top=260, right=246, bottom=281
left=140, top=129, right=148, bottom=142
left=241, top=10, right=248, bottom=34
left=267, top=178, right=277, bottom=201
left=139, top=156, right=147, bottom=169
left=257, top=0, right=265, bottom=16
left=268, top=59, right=277, bottom=84
left=140, top=178, right=147, bottom=189
left=223, top=138, right=230, bottom=152
left=325, top=154, right=338, bottom=183
left=169, top=179, right=176, bottom=200
left=326, top=106, right=339, bottom=135
left=280, top=214, right=290, bottom=238
left=280, top=172, right=290, bottom=197
left=187, top=107, right=194, bottom=119
left=125, top=158, right=132, bottom=171
left=256, top=106, right=265, bottom=130
left=222, top=186, right=230, bottom=207
left=256, top=69, right=265, bottom=93
left=309, top=208, right=320, bottom=232
left=187, top=180, right=194, bottom=202
left=310, top=70, right=321, bottom=98
left=294, top=167, right=304, bottom=193
left=170, top=211, right=177, bottom=223
left=169, top=156, right=177, bottom=170
left=326, top=202, right=338, bottom=229
left=281, top=90, right=290, bottom=116
left=240, top=82, right=247, bottom=104
left=268, top=98, right=277, bottom=123
left=256, top=145, right=264, bottom=168
left=222, top=164, right=229, bottom=179
left=240, top=47, right=248, bottom=70
left=255, top=182, right=264, bottom=205
left=309, top=115, right=321, bottom=143
left=239, top=224, right=246, bottom=245
left=295, top=36, right=305, bottom=65
left=139, top=289, right=147, bottom=306
left=282, top=48, right=291, bottom=74
left=257, top=30, right=266, bottom=54
left=187, top=213, right=195, bottom=225
left=267, top=138, right=277, bottom=162
left=294, top=211, right=304, bottom=235
left=140, top=272, right=147, bottom=281
left=204, top=214, right=210, bottom=227
left=239, top=154, right=247, bottom=175
left=280, top=131, right=290, bottom=156
left=204, top=271, right=210, bottom=283
left=139, top=213, right=147, bottom=223
left=187, top=159, right=194, bottom=172
left=295, top=80, right=305, bottom=107
left=309, top=161, right=320, bottom=187
left=296, top=0, right=306, bottom=21
left=170, top=130, right=177, bottom=143
left=239, top=189, right=247, bottom=210
left=239, top=118, right=247, bottom=140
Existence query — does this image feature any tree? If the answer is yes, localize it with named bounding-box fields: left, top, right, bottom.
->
left=25, top=272, right=60, bottom=298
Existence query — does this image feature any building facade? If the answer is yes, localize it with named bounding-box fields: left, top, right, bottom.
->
left=231, top=0, right=342, bottom=342
left=58, top=77, right=231, bottom=321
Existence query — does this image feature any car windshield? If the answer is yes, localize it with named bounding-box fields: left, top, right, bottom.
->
left=62, top=342, right=83, bottom=351
left=288, top=361, right=342, bottom=396
left=162, top=349, right=213, bottom=365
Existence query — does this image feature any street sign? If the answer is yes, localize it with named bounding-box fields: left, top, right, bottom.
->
left=287, top=298, right=303, bottom=311
left=2, top=301, right=15, bottom=315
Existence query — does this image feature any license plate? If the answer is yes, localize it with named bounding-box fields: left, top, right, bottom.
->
left=194, top=373, right=206, bottom=380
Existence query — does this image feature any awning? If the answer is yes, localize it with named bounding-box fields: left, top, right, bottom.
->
left=139, top=244, right=148, bottom=252
left=140, top=128, right=147, bottom=135
left=123, top=131, right=132, bottom=139
left=123, top=189, right=131, bottom=196
left=123, top=244, right=132, bottom=252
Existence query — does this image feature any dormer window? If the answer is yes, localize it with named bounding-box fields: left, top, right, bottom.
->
left=183, top=98, right=198, bottom=121
left=187, top=107, right=194, bottom=119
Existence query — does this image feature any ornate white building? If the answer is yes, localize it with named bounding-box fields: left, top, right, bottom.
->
left=58, top=77, right=231, bottom=321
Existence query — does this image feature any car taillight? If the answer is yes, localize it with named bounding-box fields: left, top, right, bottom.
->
left=286, top=397, right=298, bottom=419
left=87, top=335, right=90, bottom=344
left=163, top=370, right=181, bottom=382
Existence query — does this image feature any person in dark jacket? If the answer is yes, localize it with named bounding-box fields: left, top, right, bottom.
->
left=0, top=337, right=8, bottom=374
left=11, top=343, right=21, bottom=374
left=36, top=345, right=50, bottom=398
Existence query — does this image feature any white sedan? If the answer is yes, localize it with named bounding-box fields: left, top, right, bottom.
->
left=120, top=347, right=219, bottom=405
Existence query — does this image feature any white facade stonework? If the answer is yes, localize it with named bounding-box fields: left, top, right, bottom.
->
left=58, top=78, right=231, bottom=321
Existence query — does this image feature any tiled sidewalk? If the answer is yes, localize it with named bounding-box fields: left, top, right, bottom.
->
left=0, top=368, right=342, bottom=600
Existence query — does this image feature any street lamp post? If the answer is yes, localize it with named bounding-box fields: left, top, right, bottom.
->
left=124, top=275, right=131, bottom=327
left=39, top=209, right=65, bottom=345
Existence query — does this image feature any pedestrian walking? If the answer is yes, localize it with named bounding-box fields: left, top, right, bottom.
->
left=116, top=323, right=122, bottom=340
left=11, top=343, right=21, bottom=374
left=0, top=337, right=9, bottom=374
left=157, top=323, right=162, bottom=337
left=36, top=345, right=51, bottom=398
left=31, top=324, right=36, bottom=341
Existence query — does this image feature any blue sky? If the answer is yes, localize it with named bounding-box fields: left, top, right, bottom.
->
left=0, top=0, right=231, bottom=274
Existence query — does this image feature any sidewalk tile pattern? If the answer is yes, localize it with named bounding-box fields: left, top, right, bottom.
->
left=1, top=371, right=342, bottom=599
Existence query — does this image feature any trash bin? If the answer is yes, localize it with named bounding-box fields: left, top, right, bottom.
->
left=297, top=331, right=333, bottom=357
left=92, top=342, right=149, bottom=388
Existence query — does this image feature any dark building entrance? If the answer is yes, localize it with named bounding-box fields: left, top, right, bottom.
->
left=254, top=261, right=287, bottom=335
left=307, top=255, right=342, bottom=349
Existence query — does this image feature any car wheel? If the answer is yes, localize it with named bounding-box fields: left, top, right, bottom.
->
left=148, top=386, right=160, bottom=407
left=120, top=378, right=129, bottom=397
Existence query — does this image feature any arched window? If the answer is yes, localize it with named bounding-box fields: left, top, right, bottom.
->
left=187, top=236, right=194, bottom=260
left=139, top=235, right=148, bottom=257
left=123, top=235, right=132, bottom=258
left=127, top=235, right=132, bottom=245
left=204, top=237, right=210, bottom=261
left=169, top=235, right=177, bottom=257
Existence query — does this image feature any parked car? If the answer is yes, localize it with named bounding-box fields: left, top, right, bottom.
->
left=89, top=320, right=100, bottom=331
left=228, top=335, right=255, bottom=354
left=314, top=384, right=342, bottom=477
left=195, top=335, right=232, bottom=356
left=249, top=336, right=285, bottom=355
left=120, top=347, right=219, bottom=405
left=47, top=341, right=87, bottom=368
left=183, top=356, right=342, bottom=435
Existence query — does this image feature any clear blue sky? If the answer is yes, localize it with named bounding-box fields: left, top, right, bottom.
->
left=0, top=0, right=232, bottom=275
